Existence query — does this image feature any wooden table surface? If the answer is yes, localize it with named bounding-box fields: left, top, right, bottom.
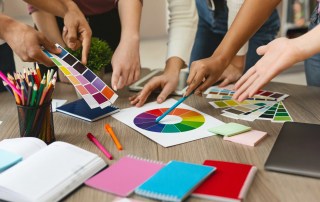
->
left=1, top=69, right=320, bottom=202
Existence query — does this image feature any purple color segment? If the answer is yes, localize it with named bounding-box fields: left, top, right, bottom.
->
left=146, top=124, right=165, bottom=132
left=84, top=84, right=98, bottom=94
left=76, top=75, right=89, bottom=85
left=83, top=69, right=96, bottom=82
left=73, top=62, right=87, bottom=74
left=66, top=66, right=79, bottom=75
left=63, top=54, right=77, bottom=66
left=134, top=117, right=156, bottom=125
left=136, top=113, right=157, bottom=119
left=135, top=122, right=158, bottom=129
left=92, top=77, right=105, bottom=91
left=93, top=93, right=108, bottom=104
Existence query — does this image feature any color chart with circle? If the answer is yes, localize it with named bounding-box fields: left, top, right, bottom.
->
left=43, top=44, right=118, bottom=109
left=133, top=108, right=205, bottom=133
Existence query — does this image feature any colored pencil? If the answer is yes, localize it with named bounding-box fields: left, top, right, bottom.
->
left=36, top=62, right=42, bottom=81
left=2, top=81, right=13, bottom=95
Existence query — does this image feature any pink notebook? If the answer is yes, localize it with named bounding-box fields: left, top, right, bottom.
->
left=85, top=155, right=164, bottom=197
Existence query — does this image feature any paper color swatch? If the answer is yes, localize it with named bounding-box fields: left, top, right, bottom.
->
left=43, top=44, right=118, bottom=109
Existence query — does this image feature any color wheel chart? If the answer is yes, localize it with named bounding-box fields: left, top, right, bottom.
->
left=43, top=44, right=118, bottom=109
left=134, top=108, right=205, bottom=133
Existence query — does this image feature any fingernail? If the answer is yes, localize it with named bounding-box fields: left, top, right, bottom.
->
left=113, top=85, right=117, bottom=91
left=157, top=98, right=163, bottom=103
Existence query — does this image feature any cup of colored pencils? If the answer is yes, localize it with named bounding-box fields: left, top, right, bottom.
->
left=0, top=64, right=56, bottom=144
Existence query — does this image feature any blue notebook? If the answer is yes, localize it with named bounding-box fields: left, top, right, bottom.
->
left=135, top=160, right=215, bottom=202
left=56, top=99, right=120, bottom=122
left=0, top=149, right=22, bottom=172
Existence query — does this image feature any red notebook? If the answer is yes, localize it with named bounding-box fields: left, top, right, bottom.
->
left=192, top=160, right=257, bottom=202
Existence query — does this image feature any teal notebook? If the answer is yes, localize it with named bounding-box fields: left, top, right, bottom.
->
left=135, top=160, right=215, bottom=202
left=0, top=149, right=22, bottom=172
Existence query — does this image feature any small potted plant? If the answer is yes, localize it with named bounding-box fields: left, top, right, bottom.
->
left=59, top=37, right=113, bottom=82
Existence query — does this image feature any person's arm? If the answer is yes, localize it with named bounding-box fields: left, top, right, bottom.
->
left=185, top=0, right=281, bottom=96
left=233, top=25, right=320, bottom=101
left=111, top=0, right=142, bottom=90
left=217, top=0, right=246, bottom=87
left=0, top=14, right=60, bottom=66
left=31, top=10, right=66, bottom=47
left=129, top=0, right=197, bottom=107
left=24, top=0, right=91, bottom=64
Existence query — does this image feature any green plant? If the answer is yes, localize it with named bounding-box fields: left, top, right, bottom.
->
left=67, top=37, right=113, bottom=74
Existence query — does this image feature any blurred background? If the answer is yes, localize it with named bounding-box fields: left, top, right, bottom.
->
left=3, top=0, right=316, bottom=86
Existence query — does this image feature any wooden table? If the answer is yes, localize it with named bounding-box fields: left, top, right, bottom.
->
left=1, top=69, right=320, bottom=202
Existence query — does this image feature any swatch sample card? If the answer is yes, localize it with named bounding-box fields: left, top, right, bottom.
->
left=208, top=122, right=251, bottom=137
left=43, top=44, right=118, bottom=109
left=204, top=85, right=288, bottom=101
left=223, top=130, right=268, bottom=146
left=112, top=99, right=224, bottom=147
left=85, top=155, right=164, bottom=197
left=135, top=160, right=215, bottom=202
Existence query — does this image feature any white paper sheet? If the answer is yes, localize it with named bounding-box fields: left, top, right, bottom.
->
left=112, top=99, right=224, bottom=147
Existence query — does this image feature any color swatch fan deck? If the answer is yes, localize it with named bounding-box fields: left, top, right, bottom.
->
left=112, top=99, right=224, bottom=147
left=43, top=44, right=118, bottom=109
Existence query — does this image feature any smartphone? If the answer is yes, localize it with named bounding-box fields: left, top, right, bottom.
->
left=129, top=69, right=188, bottom=96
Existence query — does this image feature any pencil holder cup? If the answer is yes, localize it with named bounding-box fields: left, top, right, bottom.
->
left=17, top=100, right=55, bottom=144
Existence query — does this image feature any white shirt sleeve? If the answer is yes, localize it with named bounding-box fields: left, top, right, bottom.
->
left=166, top=0, right=198, bottom=66
left=227, top=0, right=248, bottom=56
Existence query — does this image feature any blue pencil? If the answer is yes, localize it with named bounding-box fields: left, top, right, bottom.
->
left=156, top=95, right=190, bottom=123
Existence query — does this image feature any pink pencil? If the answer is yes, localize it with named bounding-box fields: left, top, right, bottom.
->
left=0, top=71, right=22, bottom=98
left=87, top=133, right=113, bottom=160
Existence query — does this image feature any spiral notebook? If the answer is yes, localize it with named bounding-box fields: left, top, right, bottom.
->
left=85, top=155, right=165, bottom=197
left=135, top=160, right=215, bottom=202
left=56, top=99, right=120, bottom=122
left=192, top=160, right=257, bottom=202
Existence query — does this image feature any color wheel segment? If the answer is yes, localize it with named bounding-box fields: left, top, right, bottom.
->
left=133, top=108, right=205, bottom=133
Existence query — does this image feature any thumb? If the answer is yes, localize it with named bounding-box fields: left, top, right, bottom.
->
left=41, top=36, right=60, bottom=55
left=256, top=45, right=268, bottom=56
left=218, top=78, right=230, bottom=88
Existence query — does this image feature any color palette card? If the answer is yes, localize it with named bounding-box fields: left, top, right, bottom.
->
left=112, top=98, right=224, bottom=147
left=208, top=122, right=251, bottom=137
left=192, top=160, right=257, bottom=202
left=85, top=155, right=164, bottom=197
left=204, top=85, right=288, bottom=101
left=135, top=160, right=215, bottom=202
left=209, top=99, right=274, bottom=109
left=43, top=44, right=118, bottom=109
left=221, top=102, right=276, bottom=121
left=272, top=101, right=293, bottom=122
left=223, top=130, right=268, bottom=146
left=258, top=102, right=293, bottom=122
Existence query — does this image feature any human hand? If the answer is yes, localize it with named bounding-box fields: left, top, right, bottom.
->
left=1, top=16, right=61, bottom=66
left=233, top=37, right=301, bottom=101
left=111, top=38, right=141, bottom=90
left=217, top=55, right=245, bottom=87
left=62, top=1, right=92, bottom=65
left=185, top=56, right=228, bottom=96
left=129, top=58, right=182, bottom=107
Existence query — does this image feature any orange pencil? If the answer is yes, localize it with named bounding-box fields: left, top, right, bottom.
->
left=104, top=124, right=122, bottom=150
left=35, top=63, right=42, bottom=81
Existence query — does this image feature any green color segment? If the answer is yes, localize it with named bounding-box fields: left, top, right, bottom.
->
left=161, top=124, right=181, bottom=133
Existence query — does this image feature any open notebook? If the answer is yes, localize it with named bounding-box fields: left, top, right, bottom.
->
left=0, top=137, right=106, bottom=202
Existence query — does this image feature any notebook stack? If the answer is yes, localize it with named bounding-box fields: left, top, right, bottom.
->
left=85, top=155, right=257, bottom=202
